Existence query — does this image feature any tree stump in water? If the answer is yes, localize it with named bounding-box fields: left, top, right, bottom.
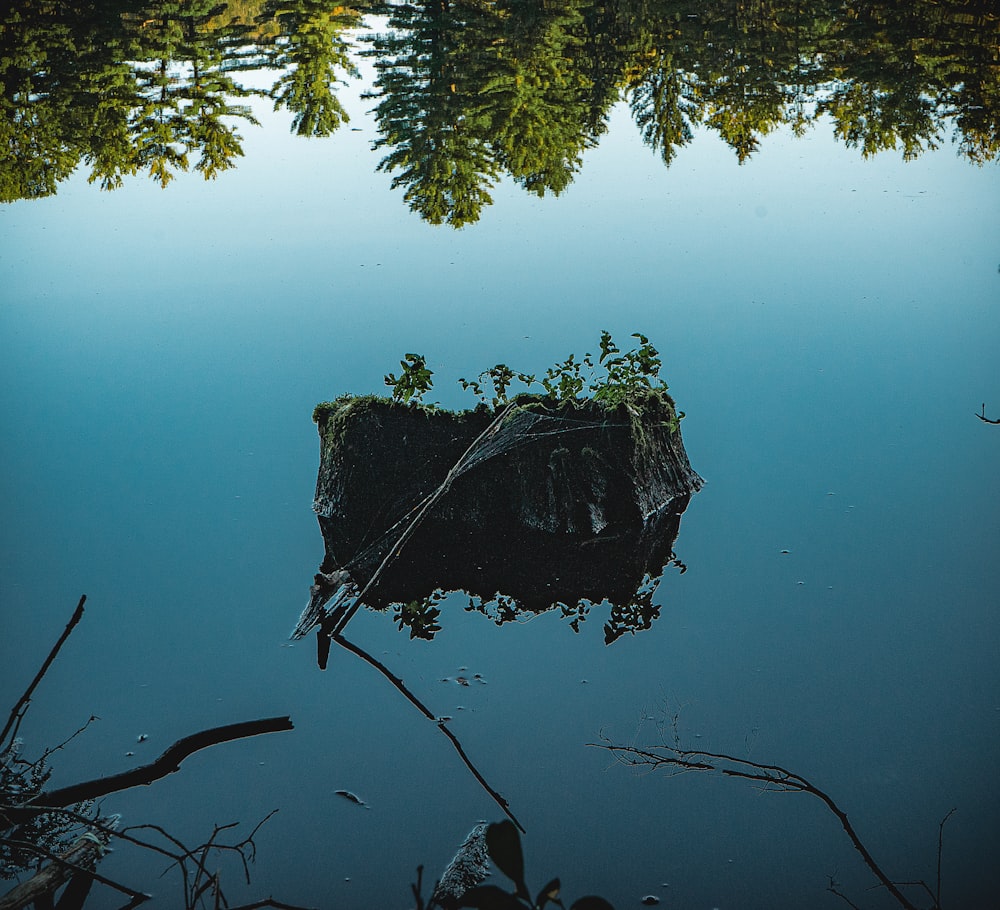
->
left=296, top=392, right=703, bottom=644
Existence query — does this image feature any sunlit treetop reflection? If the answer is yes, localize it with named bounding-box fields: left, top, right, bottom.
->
left=1, top=0, right=996, bottom=219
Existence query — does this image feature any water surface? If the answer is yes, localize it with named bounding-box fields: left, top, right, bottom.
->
left=2, top=3, right=999, bottom=909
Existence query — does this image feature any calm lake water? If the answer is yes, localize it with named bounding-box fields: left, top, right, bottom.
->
left=2, top=3, right=999, bottom=909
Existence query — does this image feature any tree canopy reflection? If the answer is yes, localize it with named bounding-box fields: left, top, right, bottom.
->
left=2, top=0, right=997, bottom=220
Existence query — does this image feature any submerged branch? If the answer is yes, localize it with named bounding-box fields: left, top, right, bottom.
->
left=332, top=633, right=525, bottom=833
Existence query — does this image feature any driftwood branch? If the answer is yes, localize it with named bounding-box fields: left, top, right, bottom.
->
left=332, top=633, right=525, bottom=833
left=591, top=740, right=925, bottom=910
left=0, top=836, right=150, bottom=910
left=22, top=717, right=294, bottom=812
left=1, top=597, right=87, bottom=748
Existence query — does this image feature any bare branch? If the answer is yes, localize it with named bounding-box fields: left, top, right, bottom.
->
left=827, top=876, right=863, bottom=909
left=332, top=633, right=525, bottom=833
left=937, top=808, right=956, bottom=908
left=591, top=741, right=921, bottom=910
left=976, top=404, right=1000, bottom=424
left=2, top=597, right=87, bottom=748
left=24, top=717, right=294, bottom=811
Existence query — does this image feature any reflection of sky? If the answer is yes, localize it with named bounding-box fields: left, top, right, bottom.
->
left=1, top=69, right=999, bottom=910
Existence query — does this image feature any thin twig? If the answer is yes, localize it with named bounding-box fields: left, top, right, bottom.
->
left=2, top=597, right=86, bottom=747
left=827, top=876, right=863, bottom=910
left=976, top=404, right=1000, bottom=424
left=333, top=633, right=525, bottom=833
left=937, top=808, right=956, bottom=909
left=24, top=716, right=100, bottom=777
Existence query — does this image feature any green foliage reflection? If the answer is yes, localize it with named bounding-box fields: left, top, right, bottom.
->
left=0, top=0, right=362, bottom=201
left=1, top=0, right=997, bottom=216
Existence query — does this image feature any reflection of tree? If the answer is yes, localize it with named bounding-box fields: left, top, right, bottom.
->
left=0, top=2, right=122, bottom=201
left=1, top=0, right=996, bottom=211
left=0, top=0, right=360, bottom=201
left=365, top=0, right=501, bottom=227
left=116, top=2, right=264, bottom=187
left=263, top=0, right=362, bottom=137
left=627, top=50, right=697, bottom=166
left=0, top=1, right=264, bottom=198
left=364, top=0, right=622, bottom=225
left=482, top=0, right=601, bottom=197
left=621, top=0, right=1000, bottom=167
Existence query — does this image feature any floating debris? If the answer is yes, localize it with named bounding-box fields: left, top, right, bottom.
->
left=334, top=789, right=371, bottom=809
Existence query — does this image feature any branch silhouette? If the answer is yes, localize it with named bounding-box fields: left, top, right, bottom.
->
left=591, top=739, right=953, bottom=910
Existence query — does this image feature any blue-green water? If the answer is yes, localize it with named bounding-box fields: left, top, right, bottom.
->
left=3, top=30, right=1000, bottom=910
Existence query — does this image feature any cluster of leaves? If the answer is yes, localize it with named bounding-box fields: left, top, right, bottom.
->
left=426, top=820, right=614, bottom=910
left=394, top=593, right=445, bottom=640
left=386, top=331, right=680, bottom=421
left=385, top=353, right=435, bottom=404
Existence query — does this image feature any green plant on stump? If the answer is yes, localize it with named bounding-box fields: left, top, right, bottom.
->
left=385, top=352, right=434, bottom=403
left=382, top=331, right=686, bottom=433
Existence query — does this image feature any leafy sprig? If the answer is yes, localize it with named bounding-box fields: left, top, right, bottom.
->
left=386, top=332, right=680, bottom=421
left=385, top=353, right=435, bottom=403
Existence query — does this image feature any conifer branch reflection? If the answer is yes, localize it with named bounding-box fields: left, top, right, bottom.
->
left=4, top=0, right=996, bottom=213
